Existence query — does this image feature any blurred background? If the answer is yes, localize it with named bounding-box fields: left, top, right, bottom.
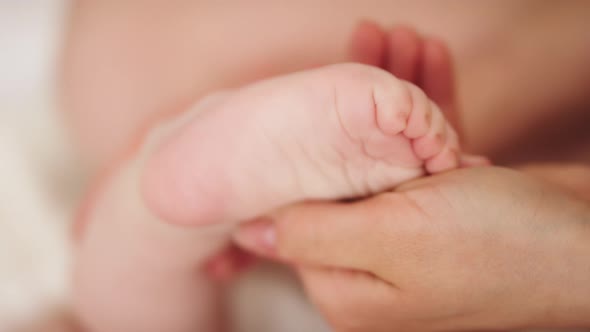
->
left=0, top=0, right=78, bottom=330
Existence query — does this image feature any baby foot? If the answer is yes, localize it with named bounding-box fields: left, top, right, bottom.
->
left=142, top=64, right=482, bottom=226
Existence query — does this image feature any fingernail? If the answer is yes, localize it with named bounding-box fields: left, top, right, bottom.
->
left=234, top=218, right=277, bottom=254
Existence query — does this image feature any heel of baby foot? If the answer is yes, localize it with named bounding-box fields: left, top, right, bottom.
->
left=138, top=112, right=230, bottom=226
left=141, top=152, right=228, bottom=226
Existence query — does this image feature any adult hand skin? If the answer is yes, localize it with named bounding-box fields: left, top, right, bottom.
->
left=518, top=163, right=590, bottom=201
left=235, top=167, right=590, bottom=331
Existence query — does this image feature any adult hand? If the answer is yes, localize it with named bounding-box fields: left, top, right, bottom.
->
left=235, top=167, right=590, bottom=331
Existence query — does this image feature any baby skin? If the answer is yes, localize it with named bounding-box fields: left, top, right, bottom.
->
left=74, top=24, right=486, bottom=332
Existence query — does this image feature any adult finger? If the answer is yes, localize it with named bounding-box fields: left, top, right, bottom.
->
left=420, top=38, right=463, bottom=139
left=295, top=265, right=399, bottom=331
left=349, top=20, right=387, bottom=68
left=234, top=193, right=418, bottom=271
left=204, top=245, right=258, bottom=282
left=385, top=26, right=423, bottom=83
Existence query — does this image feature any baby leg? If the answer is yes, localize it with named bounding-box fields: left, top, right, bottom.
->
left=73, top=95, right=234, bottom=332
